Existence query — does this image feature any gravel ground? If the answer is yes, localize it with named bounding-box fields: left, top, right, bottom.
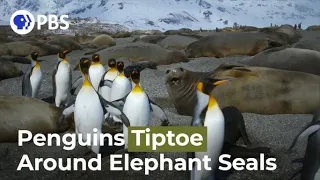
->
left=0, top=35, right=318, bottom=180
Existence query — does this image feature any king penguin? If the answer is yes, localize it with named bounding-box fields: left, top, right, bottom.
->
left=110, top=61, right=132, bottom=101
left=99, top=58, right=119, bottom=101
left=74, top=58, right=130, bottom=154
left=104, top=68, right=170, bottom=150
left=189, top=77, right=235, bottom=180
left=52, top=50, right=72, bottom=108
left=89, top=54, right=105, bottom=91
left=22, top=52, right=43, bottom=98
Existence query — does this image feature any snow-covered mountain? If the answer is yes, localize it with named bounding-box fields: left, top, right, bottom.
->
left=1, top=0, right=319, bottom=31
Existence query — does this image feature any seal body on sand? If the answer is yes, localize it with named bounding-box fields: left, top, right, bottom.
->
left=166, top=65, right=320, bottom=115
left=47, top=37, right=82, bottom=51
left=0, top=56, right=31, bottom=64
left=0, top=96, right=73, bottom=142
left=132, top=35, right=166, bottom=44
left=307, top=25, right=320, bottom=31
left=292, top=38, right=320, bottom=52
left=185, top=32, right=283, bottom=58
left=96, top=42, right=188, bottom=65
left=111, top=31, right=131, bottom=38
left=0, top=41, right=62, bottom=56
left=244, top=47, right=320, bottom=76
left=157, top=34, right=198, bottom=50
left=91, top=34, right=116, bottom=48
left=0, top=61, right=23, bottom=81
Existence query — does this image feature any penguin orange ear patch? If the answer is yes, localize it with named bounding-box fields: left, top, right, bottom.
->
left=63, top=50, right=69, bottom=54
left=83, top=59, right=89, bottom=63
left=213, top=80, right=228, bottom=86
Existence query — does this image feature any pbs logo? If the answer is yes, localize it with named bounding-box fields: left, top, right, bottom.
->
left=10, top=10, right=35, bottom=35
left=10, top=10, right=69, bottom=35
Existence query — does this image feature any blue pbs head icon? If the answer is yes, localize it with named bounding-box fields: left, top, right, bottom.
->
left=10, top=10, right=35, bottom=35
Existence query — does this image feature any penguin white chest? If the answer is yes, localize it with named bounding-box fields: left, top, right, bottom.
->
left=30, top=67, right=42, bottom=97
left=99, top=71, right=118, bottom=101
left=123, top=92, right=150, bottom=126
left=74, top=87, right=104, bottom=134
left=194, top=106, right=225, bottom=179
left=89, top=65, right=105, bottom=91
left=110, top=75, right=131, bottom=101
left=55, top=62, right=71, bottom=105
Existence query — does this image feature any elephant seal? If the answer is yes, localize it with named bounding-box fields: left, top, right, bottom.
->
left=0, top=96, right=73, bottom=142
left=185, top=32, right=284, bottom=58
left=0, top=56, right=31, bottom=64
left=0, top=61, right=23, bottom=81
left=47, top=37, right=82, bottom=51
left=132, top=35, right=167, bottom=44
left=292, top=38, right=320, bottom=52
left=157, top=35, right=198, bottom=50
left=288, top=107, right=320, bottom=180
left=165, top=65, right=320, bottom=115
left=91, top=34, right=116, bottom=48
left=243, top=46, right=320, bottom=76
left=112, top=31, right=131, bottom=38
left=307, top=25, right=320, bottom=31
left=0, top=41, right=62, bottom=56
left=96, top=42, right=188, bottom=65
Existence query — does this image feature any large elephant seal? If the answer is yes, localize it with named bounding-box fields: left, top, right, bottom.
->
left=306, top=25, right=320, bottom=31
left=166, top=65, right=320, bottom=115
left=0, top=41, right=62, bottom=56
left=0, top=96, right=73, bottom=142
left=111, top=31, right=131, bottom=38
left=96, top=42, right=188, bottom=65
left=242, top=46, right=320, bottom=76
left=132, top=35, right=167, bottom=44
left=0, top=56, right=31, bottom=64
left=185, top=32, right=284, bottom=58
left=47, top=37, right=82, bottom=51
left=0, top=61, right=23, bottom=81
left=91, top=34, right=116, bottom=48
left=157, top=35, right=198, bottom=50
left=292, top=38, right=320, bottom=52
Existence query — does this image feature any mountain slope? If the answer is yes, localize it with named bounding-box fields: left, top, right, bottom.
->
left=1, top=0, right=319, bottom=30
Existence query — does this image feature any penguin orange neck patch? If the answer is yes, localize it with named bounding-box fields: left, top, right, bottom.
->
left=208, top=95, right=218, bottom=108
left=109, top=68, right=117, bottom=72
left=34, top=62, right=40, bottom=69
left=61, top=59, right=68, bottom=63
left=92, top=62, right=101, bottom=66
left=83, top=74, right=91, bottom=87
left=132, top=84, right=144, bottom=93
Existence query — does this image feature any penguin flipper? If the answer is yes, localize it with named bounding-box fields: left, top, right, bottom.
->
left=99, top=79, right=113, bottom=88
left=98, top=94, right=130, bottom=127
left=52, top=68, right=57, bottom=98
left=148, top=96, right=169, bottom=126
left=22, top=66, right=32, bottom=96
left=288, top=121, right=320, bottom=151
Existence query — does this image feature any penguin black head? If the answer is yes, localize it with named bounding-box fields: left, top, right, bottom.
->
left=197, top=77, right=236, bottom=95
left=92, top=54, right=100, bottom=63
left=131, top=69, right=140, bottom=84
left=58, top=50, right=70, bottom=59
left=79, top=58, right=91, bottom=75
left=30, top=52, right=38, bottom=61
left=108, top=58, right=116, bottom=68
left=117, top=61, right=124, bottom=72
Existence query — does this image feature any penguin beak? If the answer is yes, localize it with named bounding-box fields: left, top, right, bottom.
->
left=213, top=77, right=237, bottom=86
